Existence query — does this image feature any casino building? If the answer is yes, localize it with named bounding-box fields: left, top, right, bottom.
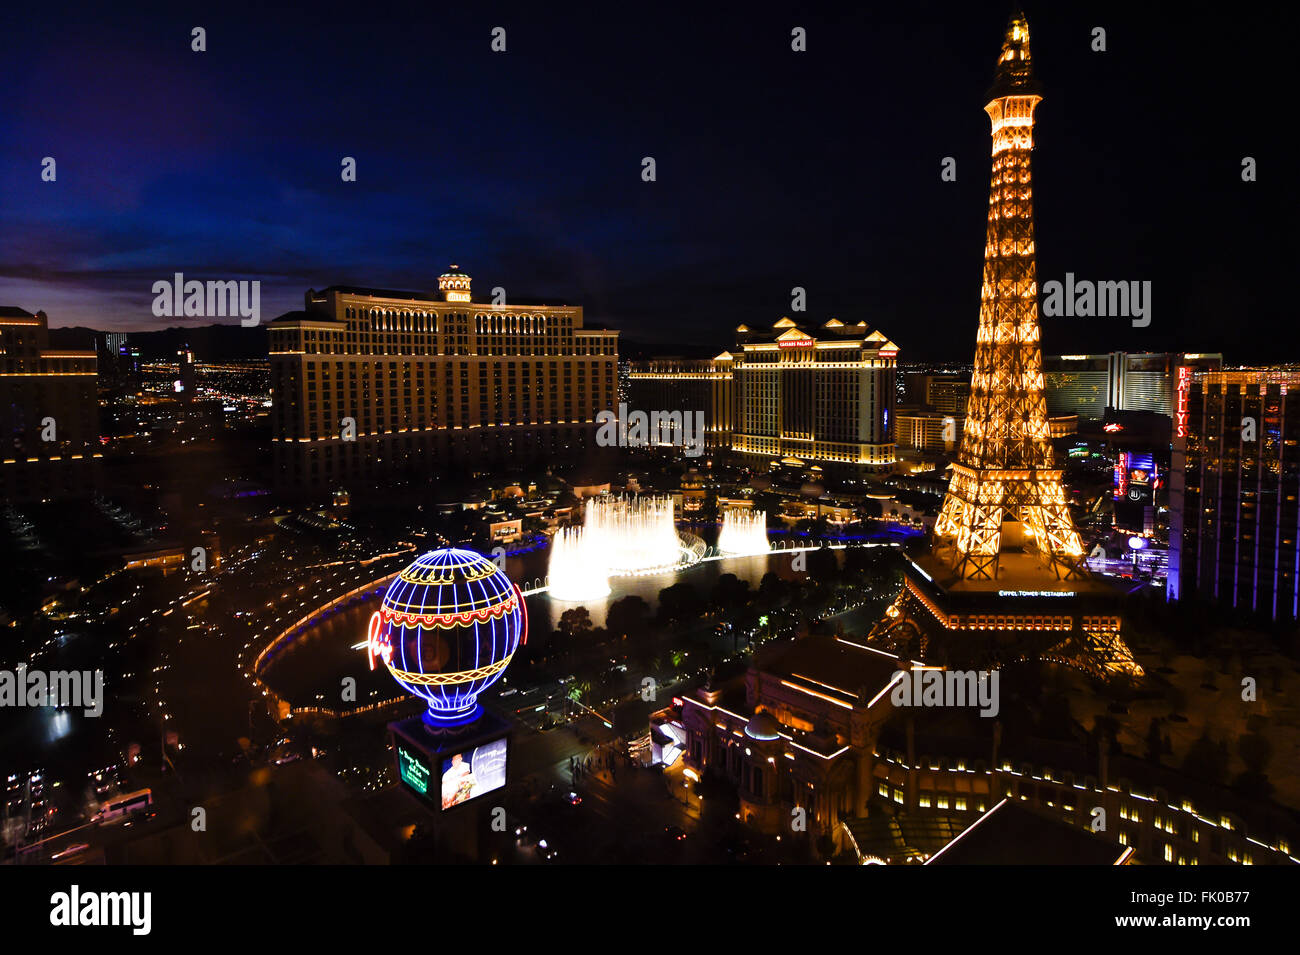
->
left=268, top=268, right=618, bottom=493
left=0, top=307, right=100, bottom=501
left=682, top=632, right=1299, bottom=863
left=730, top=317, right=898, bottom=474
left=625, top=355, right=736, bottom=450
left=1169, top=368, right=1300, bottom=619
left=680, top=635, right=904, bottom=842
left=1044, top=352, right=1222, bottom=421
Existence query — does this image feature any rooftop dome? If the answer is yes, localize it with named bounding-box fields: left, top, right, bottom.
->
left=437, top=265, right=472, bottom=301
left=744, top=710, right=781, bottom=741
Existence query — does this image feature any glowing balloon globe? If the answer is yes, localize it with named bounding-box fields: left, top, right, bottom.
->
left=367, top=548, right=527, bottom=727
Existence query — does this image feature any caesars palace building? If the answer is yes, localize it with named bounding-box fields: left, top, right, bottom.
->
left=269, top=267, right=618, bottom=492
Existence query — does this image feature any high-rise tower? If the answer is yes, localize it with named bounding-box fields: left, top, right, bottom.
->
left=867, top=12, right=1141, bottom=680
left=932, top=11, right=1084, bottom=581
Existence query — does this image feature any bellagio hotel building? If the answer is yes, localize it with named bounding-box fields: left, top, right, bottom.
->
left=269, top=267, right=618, bottom=492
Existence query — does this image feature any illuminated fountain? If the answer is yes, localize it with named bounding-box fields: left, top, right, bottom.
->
left=585, top=495, right=682, bottom=574
left=718, top=507, right=770, bottom=556
left=547, top=525, right=611, bottom=601
left=547, top=494, right=702, bottom=593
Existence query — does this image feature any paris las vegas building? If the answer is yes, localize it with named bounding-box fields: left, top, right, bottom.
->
left=626, top=317, right=899, bottom=474
left=676, top=11, right=1299, bottom=865
left=268, top=268, right=618, bottom=492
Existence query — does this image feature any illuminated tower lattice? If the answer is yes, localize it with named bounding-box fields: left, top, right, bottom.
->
left=864, top=12, right=1141, bottom=682
left=933, top=11, right=1084, bottom=582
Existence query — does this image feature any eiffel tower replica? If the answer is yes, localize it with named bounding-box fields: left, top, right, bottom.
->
left=869, top=11, right=1142, bottom=680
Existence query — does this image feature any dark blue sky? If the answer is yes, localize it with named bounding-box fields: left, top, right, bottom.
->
left=1, top=1, right=1293, bottom=359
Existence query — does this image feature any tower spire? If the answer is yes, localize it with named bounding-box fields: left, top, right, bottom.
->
left=987, top=10, right=1040, bottom=100
left=932, top=11, right=1083, bottom=581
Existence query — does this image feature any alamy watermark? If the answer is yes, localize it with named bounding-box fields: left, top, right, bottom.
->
left=1041, top=273, right=1150, bottom=327
left=50, top=885, right=151, bottom=935
left=152, top=272, right=260, bottom=327
left=889, top=667, right=1000, bottom=718
left=0, top=665, right=103, bottom=717
left=596, top=403, right=705, bottom=458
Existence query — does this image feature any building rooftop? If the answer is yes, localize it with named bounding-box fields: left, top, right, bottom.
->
left=842, top=813, right=966, bottom=864
left=927, top=800, right=1129, bottom=865
left=308, top=285, right=575, bottom=309
left=756, top=635, right=904, bottom=707
left=735, top=318, right=892, bottom=345
left=910, top=550, right=1120, bottom=597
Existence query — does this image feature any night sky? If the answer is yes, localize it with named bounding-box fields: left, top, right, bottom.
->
left=1, top=1, right=1293, bottom=360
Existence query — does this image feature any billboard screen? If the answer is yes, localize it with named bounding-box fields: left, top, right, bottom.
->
left=396, top=743, right=434, bottom=797
left=440, top=737, right=508, bottom=810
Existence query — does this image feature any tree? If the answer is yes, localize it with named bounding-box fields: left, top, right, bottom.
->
left=1238, top=732, right=1272, bottom=776
left=712, top=573, right=750, bottom=611
left=1145, top=717, right=1163, bottom=763
left=657, top=582, right=703, bottom=627
left=759, top=572, right=789, bottom=608
left=1091, top=715, right=1122, bottom=756
left=807, top=546, right=838, bottom=585
left=1181, top=731, right=1229, bottom=786
left=558, top=606, right=593, bottom=639
left=1235, top=732, right=1274, bottom=799
left=606, top=595, right=651, bottom=639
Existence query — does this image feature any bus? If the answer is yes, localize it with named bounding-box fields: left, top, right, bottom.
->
left=96, top=789, right=152, bottom=823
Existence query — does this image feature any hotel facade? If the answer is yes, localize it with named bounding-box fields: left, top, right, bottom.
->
left=624, top=317, right=898, bottom=473
left=1169, top=367, right=1300, bottom=620
left=1044, top=352, right=1222, bottom=421
left=625, top=355, right=735, bottom=450
left=731, top=319, right=898, bottom=473
left=268, top=268, right=618, bottom=493
left=0, top=307, right=100, bottom=501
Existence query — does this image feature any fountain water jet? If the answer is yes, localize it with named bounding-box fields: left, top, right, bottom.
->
left=547, top=494, right=700, bottom=595
left=547, top=525, right=611, bottom=601
left=718, top=507, right=770, bottom=556
left=584, top=495, right=680, bottom=574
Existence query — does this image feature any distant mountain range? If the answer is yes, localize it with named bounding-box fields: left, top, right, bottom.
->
left=48, top=324, right=270, bottom=362
left=46, top=322, right=720, bottom=364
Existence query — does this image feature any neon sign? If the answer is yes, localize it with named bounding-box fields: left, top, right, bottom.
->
left=367, top=610, right=392, bottom=670
left=1176, top=365, right=1191, bottom=439
left=778, top=337, right=815, bottom=349
left=1114, top=451, right=1129, bottom=500
left=998, top=590, right=1076, bottom=598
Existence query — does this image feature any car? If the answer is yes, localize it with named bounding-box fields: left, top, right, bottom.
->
left=535, top=839, right=558, bottom=861
left=664, top=825, right=686, bottom=842
left=566, top=791, right=582, bottom=806
left=51, top=843, right=89, bottom=861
